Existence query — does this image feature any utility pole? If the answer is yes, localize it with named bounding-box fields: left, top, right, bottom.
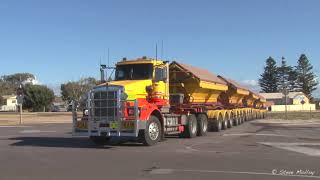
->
left=17, top=83, right=24, bottom=125
left=282, top=86, right=289, bottom=120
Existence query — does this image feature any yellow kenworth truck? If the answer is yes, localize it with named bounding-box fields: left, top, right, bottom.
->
left=72, top=57, right=266, bottom=146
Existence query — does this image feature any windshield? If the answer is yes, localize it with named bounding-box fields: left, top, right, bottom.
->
left=115, top=63, right=153, bottom=80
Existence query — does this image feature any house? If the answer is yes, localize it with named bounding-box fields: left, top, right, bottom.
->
left=259, top=92, right=316, bottom=112
left=0, top=95, right=18, bottom=112
left=314, top=98, right=320, bottom=109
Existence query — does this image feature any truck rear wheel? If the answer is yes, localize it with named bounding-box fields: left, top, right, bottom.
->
left=181, top=114, right=198, bottom=138
left=139, top=115, right=161, bottom=146
left=196, top=114, right=208, bottom=136
left=90, top=136, right=111, bottom=146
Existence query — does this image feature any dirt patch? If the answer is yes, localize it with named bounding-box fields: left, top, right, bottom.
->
left=0, top=112, right=74, bottom=125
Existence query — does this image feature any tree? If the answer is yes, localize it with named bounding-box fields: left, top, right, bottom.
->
left=295, top=54, right=319, bottom=99
left=2, top=73, right=35, bottom=87
left=259, top=57, right=279, bottom=93
left=0, top=73, right=36, bottom=96
left=23, top=84, right=55, bottom=112
left=277, top=57, right=298, bottom=92
left=287, top=68, right=298, bottom=92
left=60, top=77, right=98, bottom=103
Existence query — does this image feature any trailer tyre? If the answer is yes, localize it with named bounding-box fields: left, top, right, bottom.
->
left=222, top=119, right=228, bottom=130
left=233, top=115, right=237, bottom=126
left=196, top=114, right=208, bottom=136
left=181, top=114, right=198, bottom=138
left=139, top=115, right=161, bottom=146
left=90, top=136, right=111, bottom=146
left=213, top=117, right=222, bottom=132
left=227, top=116, right=233, bottom=128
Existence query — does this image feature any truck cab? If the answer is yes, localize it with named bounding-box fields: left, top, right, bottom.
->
left=73, top=57, right=176, bottom=146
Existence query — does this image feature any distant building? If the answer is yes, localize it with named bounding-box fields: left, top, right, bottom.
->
left=0, top=95, right=17, bottom=112
left=259, top=92, right=316, bottom=112
left=51, top=96, right=67, bottom=112
left=314, top=98, right=320, bottom=109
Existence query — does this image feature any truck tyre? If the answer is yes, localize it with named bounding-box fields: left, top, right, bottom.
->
left=90, top=136, right=111, bottom=146
left=248, top=112, right=252, bottom=121
left=181, top=114, right=198, bottom=138
left=239, top=114, right=244, bottom=124
left=227, top=115, right=233, bottom=128
left=233, top=115, right=239, bottom=126
left=222, top=119, right=228, bottom=130
left=196, top=114, right=208, bottom=136
left=213, top=115, right=222, bottom=132
left=139, top=115, right=161, bottom=146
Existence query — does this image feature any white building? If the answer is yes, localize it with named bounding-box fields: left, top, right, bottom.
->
left=259, top=92, right=316, bottom=112
left=0, top=95, right=18, bottom=112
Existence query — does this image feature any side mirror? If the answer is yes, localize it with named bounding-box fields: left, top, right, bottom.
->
left=155, top=67, right=167, bottom=82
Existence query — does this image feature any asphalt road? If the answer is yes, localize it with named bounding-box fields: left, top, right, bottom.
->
left=1, top=119, right=320, bottom=180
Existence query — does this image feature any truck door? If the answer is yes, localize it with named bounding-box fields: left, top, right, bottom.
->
left=153, top=63, right=169, bottom=105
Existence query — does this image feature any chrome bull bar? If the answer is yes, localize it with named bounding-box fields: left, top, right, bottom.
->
left=72, top=99, right=144, bottom=138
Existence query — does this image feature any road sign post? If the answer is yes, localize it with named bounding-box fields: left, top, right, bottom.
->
left=19, top=104, right=22, bottom=124
left=16, top=87, right=24, bottom=125
left=282, top=88, right=289, bottom=120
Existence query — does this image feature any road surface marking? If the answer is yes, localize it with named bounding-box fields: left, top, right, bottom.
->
left=260, top=142, right=320, bottom=157
left=19, top=130, right=57, bottom=134
left=223, top=133, right=287, bottom=137
left=149, top=168, right=320, bottom=178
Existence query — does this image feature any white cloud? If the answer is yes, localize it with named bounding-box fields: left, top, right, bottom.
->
left=241, top=79, right=261, bottom=92
left=242, top=79, right=258, bottom=86
left=22, top=76, right=41, bottom=85
left=47, top=84, right=61, bottom=96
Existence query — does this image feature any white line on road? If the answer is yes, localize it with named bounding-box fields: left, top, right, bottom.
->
left=19, top=130, right=57, bottom=134
left=223, top=133, right=288, bottom=137
left=260, top=142, right=320, bottom=157
left=149, top=168, right=320, bottom=178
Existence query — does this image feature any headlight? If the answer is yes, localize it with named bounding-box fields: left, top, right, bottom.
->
left=121, top=92, right=128, bottom=100
left=84, top=109, right=89, bottom=116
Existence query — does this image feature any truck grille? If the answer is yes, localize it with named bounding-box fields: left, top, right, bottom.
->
left=93, top=90, right=118, bottom=120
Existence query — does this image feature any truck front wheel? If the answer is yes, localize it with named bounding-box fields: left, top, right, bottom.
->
left=139, top=115, right=161, bottom=146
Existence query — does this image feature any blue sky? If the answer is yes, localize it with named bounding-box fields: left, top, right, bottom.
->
left=0, top=0, right=319, bottom=96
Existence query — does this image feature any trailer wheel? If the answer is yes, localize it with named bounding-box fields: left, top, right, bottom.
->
left=90, top=136, right=111, bottom=146
left=227, top=114, right=233, bottom=128
left=248, top=112, right=252, bottom=121
left=233, top=114, right=239, bottom=126
left=222, top=119, right=228, bottom=130
left=244, top=113, right=248, bottom=121
left=196, top=114, right=208, bottom=136
left=181, top=114, right=198, bottom=138
left=239, top=114, right=244, bottom=124
left=139, top=115, right=161, bottom=146
left=212, top=114, right=223, bottom=132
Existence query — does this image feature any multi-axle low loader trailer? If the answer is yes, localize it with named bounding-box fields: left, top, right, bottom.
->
left=72, top=57, right=266, bottom=146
